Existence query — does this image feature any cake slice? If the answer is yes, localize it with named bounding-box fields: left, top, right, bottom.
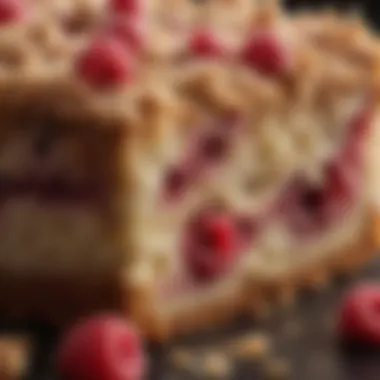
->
left=0, top=0, right=185, bottom=321
left=126, top=2, right=380, bottom=338
left=0, top=0, right=379, bottom=339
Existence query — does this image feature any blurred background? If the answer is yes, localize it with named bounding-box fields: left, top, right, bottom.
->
left=286, top=0, right=378, bottom=26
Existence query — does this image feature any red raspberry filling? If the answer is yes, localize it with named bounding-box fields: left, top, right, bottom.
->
left=56, top=314, right=146, bottom=380
left=188, top=30, right=225, bottom=58
left=341, top=106, right=372, bottom=168
left=163, top=117, right=238, bottom=201
left=280, top=156, right=359, bottom=238
left=350, top=105, right=372, bottom=140
left=280, top=105, right=370, bottom=237
left=338, top=284, right=380, bottom=345
left=241, top=31, right=288, bottom=76
left=183, top=210, right=239, bottom=282
left=278, top=180, right=326, bottom=236
left=163, top=164, right=193, bottom=201
left=0, top=0, right=23, bottom=24
left=195, top=129, right=231, bottom=163
left=76, top=37, right=134, bottom=88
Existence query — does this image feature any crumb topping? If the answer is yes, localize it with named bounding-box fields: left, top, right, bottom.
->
left=0, top=0, right=377, bottom=127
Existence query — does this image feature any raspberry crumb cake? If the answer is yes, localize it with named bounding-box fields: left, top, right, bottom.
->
left=0, top=0, right=379, bottom=339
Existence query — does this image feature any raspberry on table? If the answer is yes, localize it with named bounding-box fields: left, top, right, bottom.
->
left=338, top=284, right=380, bottom=345
left=56, top=314, right=146, bottom=380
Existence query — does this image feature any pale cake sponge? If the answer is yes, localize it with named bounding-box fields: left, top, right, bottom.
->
left=0, top=0, right=378, bottom=338
left=126, top=2, right=380, bottom=338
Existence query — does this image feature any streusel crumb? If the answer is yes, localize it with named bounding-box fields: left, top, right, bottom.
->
left=170, top=348, right=194, bottom=370
left=203, top=352, right=232, bottom=379
left=263, top=357, right=291, bottom=380
left=0, top=335, right=31, bottom=380
left=231, top=332, right=272, bottom=361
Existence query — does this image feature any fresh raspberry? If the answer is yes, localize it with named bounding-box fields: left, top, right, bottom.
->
left=0, top=0, right=24, bottom=24
left=241, top=31, right=288, bottom=76
left=109, top=0, right=142, bottom=15
left=184, top=210, right=238, bottom=282
left=76, top=36, right=134, bottom=88
left=338, top=284, right=380, bottom=345
left=56, top=314, right=146, bottom=380
left=108, top=17, right=144, bottom=52
left=189, top=30, right=225, bottom=58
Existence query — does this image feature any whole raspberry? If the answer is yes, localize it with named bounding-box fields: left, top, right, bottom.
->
left=338, top=284, right=380, bottom=345
left=241, top=31, right=288, bottom=76
left=76, top=36, right=134, bottom=88
left=56, top=314, right=146, bottom=380
left=184, top=210, right=239, bottom=282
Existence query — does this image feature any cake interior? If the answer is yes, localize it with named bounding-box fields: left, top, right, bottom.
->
left=0, top=112, right=127, bottom=276
left=130, top=96, right=373, bottom=318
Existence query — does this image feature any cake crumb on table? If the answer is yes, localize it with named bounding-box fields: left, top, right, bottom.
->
left=253, top=301, right=272, bottom=320
left=169, top=348, right=194, bottom=370
left=231, top=332, right=272, bottom=361
left=323, top=313, right=335, bottom=333
left=202, top=352, right=232, bottom=378
left=0, top=335, right=31, bottom=380
left=263, top=357, right=291, bottom=380
left=282, top=319, right=303, bottom=339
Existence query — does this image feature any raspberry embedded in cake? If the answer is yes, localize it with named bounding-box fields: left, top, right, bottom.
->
left=183, top=209, right=239, bottom=282
left=76, top=36, right=135, bottom=88
left=241, top=31, right=289, bottom=76
left=108, top=0, right=142, bottom=16
left=188, top=30, right=226, bottom=58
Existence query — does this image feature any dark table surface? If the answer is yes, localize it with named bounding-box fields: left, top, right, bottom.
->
left=4, top=1, right=380, bottom=379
